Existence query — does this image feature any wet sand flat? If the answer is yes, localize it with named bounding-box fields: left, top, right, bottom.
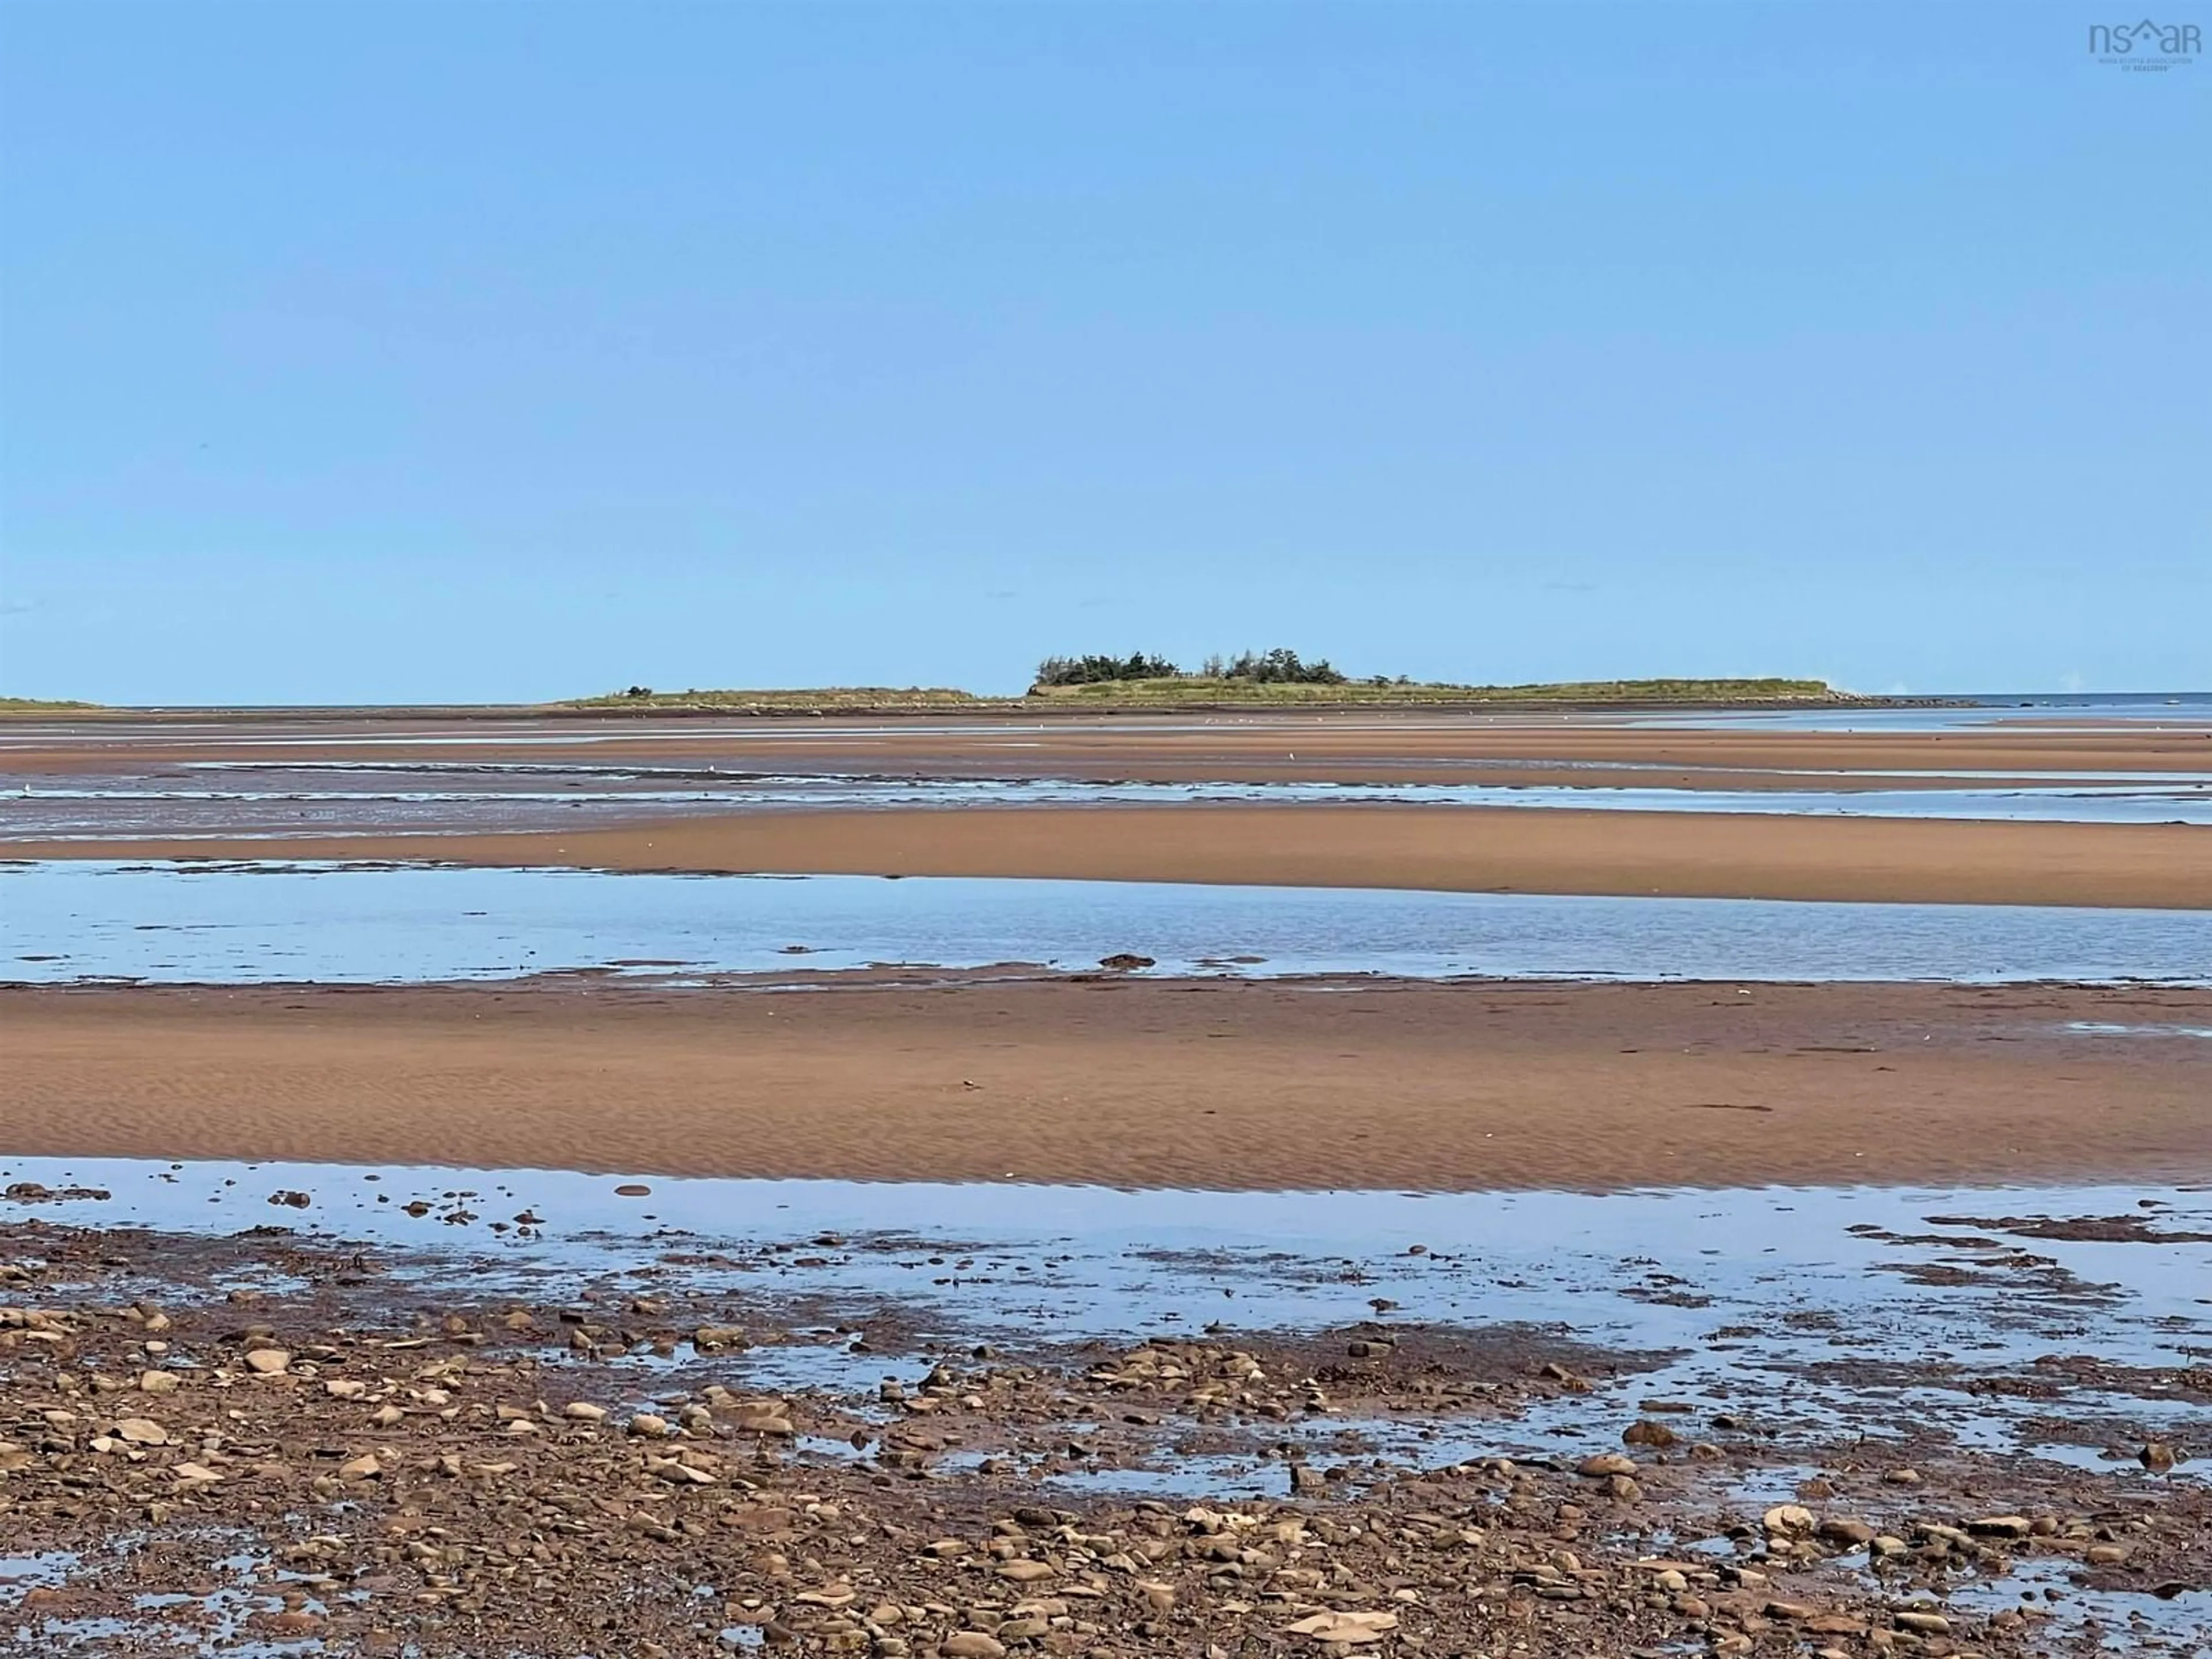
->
left=7, top=707, right=2212, bottom=787
left=15, top=802, right=2209, bottom=907
left=5, top=979, right=2206, bottom=1190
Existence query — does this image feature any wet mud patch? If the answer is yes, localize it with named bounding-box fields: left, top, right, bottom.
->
left=1926, top=1211, right=2212, bottom=1246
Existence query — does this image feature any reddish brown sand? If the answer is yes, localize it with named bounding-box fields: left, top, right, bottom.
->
left=4, top=980, right=2205, bottom=1190
left=16, top=804, right=2209, bottom=908
left=12, top=709, right=2209, bottom=906
left=5, top=707, right=2210, bottom=784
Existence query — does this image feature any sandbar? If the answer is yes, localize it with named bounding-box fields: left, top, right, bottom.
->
left=12, top=804, right=2209, bottom=908
left=4, top=979, right=2205, bottom=1191
left=5, top=708, right=2211, bottom=786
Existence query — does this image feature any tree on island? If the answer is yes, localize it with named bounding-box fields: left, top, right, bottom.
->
left=1033, top=652, right=1181, bottom=686
left=1219, top=647, right=1345, bottom=685
left=1033, top=647, right=1350, bottom=687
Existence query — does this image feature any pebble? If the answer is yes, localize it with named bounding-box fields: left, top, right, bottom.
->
left=243, top=1349, right=291, bottom=1375
left=1283, top=1609, right=1398, bottom=1644
left=3, top=1224, right=2195, bottom=1659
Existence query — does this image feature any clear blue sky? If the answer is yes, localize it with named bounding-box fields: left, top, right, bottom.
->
left=3, top=3, right=2205, bottom=703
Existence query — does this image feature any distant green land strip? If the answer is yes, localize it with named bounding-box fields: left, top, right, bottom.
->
left=560, top=676, right=1852, bottom=713
left=562, top=686, right=986, bottom=711
left=0, top=696, right=103, bottom=713
left=1027, top=675, right=1842, bottom=706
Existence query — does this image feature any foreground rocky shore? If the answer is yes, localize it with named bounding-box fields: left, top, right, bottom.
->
left=3, top=1223, right=2204, bottom=1657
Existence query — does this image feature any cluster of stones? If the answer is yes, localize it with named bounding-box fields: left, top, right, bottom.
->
left=0, top=1272, right=2200, bottom=1657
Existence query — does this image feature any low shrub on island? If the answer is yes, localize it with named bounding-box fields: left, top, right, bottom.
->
left=569, top=685, right=984, bottom=710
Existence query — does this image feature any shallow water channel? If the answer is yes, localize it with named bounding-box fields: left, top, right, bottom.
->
left=9, top=763, right=2212, bottom=838
left=6, top=860, right=2210, bottom=986
left=6, top=1156, right=2206, bottom=1490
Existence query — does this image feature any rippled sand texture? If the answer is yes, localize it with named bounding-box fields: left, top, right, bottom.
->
left=7, top=979, right=2208, bottom=1190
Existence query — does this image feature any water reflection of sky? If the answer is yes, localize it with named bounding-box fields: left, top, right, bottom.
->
left=4, top=1157, right=2206, bottom=1483
left=5, top=861, right=2210, bottom=985
left=1630, top=691, right=2212, bottom=731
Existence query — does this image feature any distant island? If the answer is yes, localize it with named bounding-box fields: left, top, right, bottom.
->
left=0, top=665, right=1865, bottom=718
left=1029, top=673, right=1842, bottom=706
left=1025, top=649, right=1836, bottom=704
left=565, top=685, right=987, bottom=711
left=0, top=696, right=102, bottom=713
left=566, top=654, right=1853, bottom=713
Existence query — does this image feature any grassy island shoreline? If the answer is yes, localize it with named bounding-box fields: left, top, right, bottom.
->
left=559, top=674, right=1879, bottom=715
